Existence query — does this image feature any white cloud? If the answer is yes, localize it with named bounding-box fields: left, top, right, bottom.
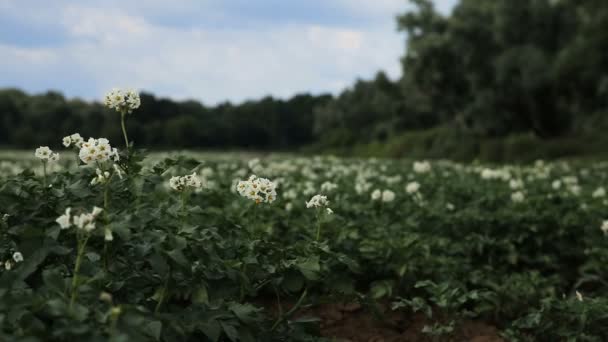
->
left=0, top=1, right=417, bottom=104
left=0, top=44, right=58, bottom=65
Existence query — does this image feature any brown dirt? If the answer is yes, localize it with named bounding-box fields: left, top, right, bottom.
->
left=264, top=300, right=505, bottom=342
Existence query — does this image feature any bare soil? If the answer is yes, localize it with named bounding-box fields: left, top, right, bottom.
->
left=264, top=300, right=505, bottom=342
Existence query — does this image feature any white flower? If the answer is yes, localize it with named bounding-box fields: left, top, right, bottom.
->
left=285, top=202, right=294, bottom=211
left=381, top=190, right=395, bottom=203
left=79, top=138, right=116, bottom=164
left=320, top=181, right=338, bottom=192
left=593, top=187, right=606, bottom=198
left=71, top=133, right=84, bottom=147
left=169, top=173, right=204, bottom=192
left=405, top=182, right=420, bottom=194
left=91, top=206, right=103, bottom=217
left=12, top=252, right=23, bottom=263
left=509, top=179, right=524, bottom=190
left=111, top=148, right=120, bottom=162
left=169, top=176, right=183, bottom=191
left=306, top=194, right=330, bottom=208
left=113, top=164, right=123, bottom=179
left=35, top=146, right=59, bottom=162
left=576, top=291, right=583, bottom=302
left=326, top=208, right=334, bottom=215
left=511, top=191, right=525, bottom=203
left=569, top=185, right=581, bottom=196
left=56, top=208, right=72, bottom=229
left=481, top=168, right=510, bottom=181
left=371, top=189, right=382, bottom=201
left=63, top=134, right=85, bottom=149
left=184, top=173, right=202, bottom=188
left=413, top=161, right=431, bottom=174
left=284, top=189, right=298, bottom=200
left=237, top=175, right=278, bottom=204
left=74, top=213, right=97, bottom=232
left=601, top=220, right=608, bottom=234
left=58, top=207, right=102, bottom=232
left=91, top=168, right=111, bottom=185
left=355, top=180, right=372, bottom=194
left=552, top=180, right=562, bottom=190
left=104, top=88, right=140, bottom=114
left=35, top=146, right=51, bottom=159
left=104, top=228, right=114, bottom=242
left=4, top=260, right=12, bottom=271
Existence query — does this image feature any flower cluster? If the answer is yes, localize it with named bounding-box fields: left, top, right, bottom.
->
left=35, top=146, right=60, bottom=162
left=3, top=252, right=23, bottom=271
left=306, top=194, right=333, bottom=214
left=593, top=187, right=606, bottom=198
left=62, top=133, right=85, bottom=148
left=405, top=181, right=420, bottom=194
left=413, top=161, right=431, bottom=174
left=104, top=88, right=141, bottom=114
left=306, top=194, right=329, bottom=208
left=320, top=181, right=338, bottom=193
left=56, top=207, right=103, bottom=233
left=511, top=191, right=525, bottom=203
left=480, top=168, right=511, bottom=181
left=601, top=220, right=608, bottom=235
left=237, top=175, right=277, bottom=204
left=509, top=179, right=524, bottom=190
left=90, top=165, right=123, bottom=185
left=79, top=138, right=119, bottom=164
left=371, top=189, right=395, bottom=203
left=169, top=173, right=203, bottom=192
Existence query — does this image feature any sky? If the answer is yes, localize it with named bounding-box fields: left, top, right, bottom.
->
left=0, top=0, right=457, bottom=105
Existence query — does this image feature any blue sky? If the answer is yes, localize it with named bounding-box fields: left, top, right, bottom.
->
left=0, top=0, right=457, bottom=105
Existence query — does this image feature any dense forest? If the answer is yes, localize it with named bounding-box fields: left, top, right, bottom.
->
left=2, top=0, right=608, bottom=158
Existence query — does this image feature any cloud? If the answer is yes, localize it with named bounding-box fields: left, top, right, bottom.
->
left=0, top=0, right=457, bottom=104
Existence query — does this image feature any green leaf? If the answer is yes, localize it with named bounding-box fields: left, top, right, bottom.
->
left=296, top=256, right=320, bottom=281
left=192, top=286, right=209, bottom=304
left=143, top=320, right=162, bottom=341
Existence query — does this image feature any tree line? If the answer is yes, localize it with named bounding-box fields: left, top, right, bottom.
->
left=2, top=0, right=608, bottom=150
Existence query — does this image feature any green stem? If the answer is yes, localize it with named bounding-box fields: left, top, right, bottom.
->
left=155, top=267, right=171, bottom=314
left=315, top=210, right=322, bottom=241
left=42, top=161, right=47, bottom=188
left=109, top=311, right=119, bottom=336
left=272, top=283, right=283, bottom=318
left=271, top=287, right=308, bottom=331
left=120, top=111, right=129, bottom=150
left=239, top=263, right=248, bottom=301
left=70, top=234, right=89, bottom=311
left=181, top=192, right=187, bottom=216
left=103, top=176, right=111, bottom=271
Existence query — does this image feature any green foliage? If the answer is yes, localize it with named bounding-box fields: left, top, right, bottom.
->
left=3, top=148, right=608, bottom=339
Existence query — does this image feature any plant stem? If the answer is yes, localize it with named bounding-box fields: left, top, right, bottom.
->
left=70, top=234, right=89, bottom=311
left=42, top=161, right=47, bottom=188
left=181, top=192, right=187, bottom=217
left=271, top=287, right=308, bottom=331
left=315, top=210, right=322, bottom=241
left=239, top=265, right=246, bottom=301
left=155, top=267, right=171, bottom=314
left=120, top=111, right=129, bottom=150
left=103, top=176, right=111, bottom=271
left=272, top=283, right=283, bottom=317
